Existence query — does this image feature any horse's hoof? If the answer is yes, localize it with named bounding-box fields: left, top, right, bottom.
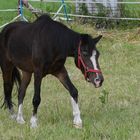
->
left=30, top=116, right=37, bottom=128
left=16, top=117, right=25, bottom=124
left=73, top=123, right=82, bottom=129
left=30, top=123, right=37, bottom=128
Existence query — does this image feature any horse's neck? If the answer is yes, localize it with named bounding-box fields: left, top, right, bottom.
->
left=67, top=42, right=78, bottom=57
left=67, top=34, right=80, bottom=57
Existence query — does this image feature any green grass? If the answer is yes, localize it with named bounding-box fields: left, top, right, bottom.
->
left=0, top=24, right=140, bottom=140
left=0, top=1, right=140, bottom=140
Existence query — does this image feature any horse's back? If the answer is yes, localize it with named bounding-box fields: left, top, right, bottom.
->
left=2, top=21, right=28, bottom=36
left=1, top=21, right=29, bottom=48
left=0, top=15, right=79, bottom=74
left=1, top=21, right=34, bottom=72
left=0, top=19, right=59, bottom=73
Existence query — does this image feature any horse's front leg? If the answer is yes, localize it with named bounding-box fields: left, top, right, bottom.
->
left=30, top=70, right=42, bottom=128
left=54, top=67, right=82, bottom=128
left=16, top=71, right=31, bottom=124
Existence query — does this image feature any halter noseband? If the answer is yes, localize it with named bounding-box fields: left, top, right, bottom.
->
left=77, top=43, right=101, bottom=80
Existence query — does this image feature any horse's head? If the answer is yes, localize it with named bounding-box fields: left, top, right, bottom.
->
left=75, top=34, right=104, bottom=88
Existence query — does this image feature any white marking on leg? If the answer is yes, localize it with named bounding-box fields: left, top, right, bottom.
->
left=71, top=97, right=82, bottom=128
left=16, top=104, right=25, bottom=124
left=30, top=115, right=38, bottom=128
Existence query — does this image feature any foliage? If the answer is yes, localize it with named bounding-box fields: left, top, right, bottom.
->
left=99, top=89, right=109, bottom=105
left=74, top=1, right=140, bottom=28
left=78, top=3, right=89, bottom=15
left=0, top=0, right=140, bottom=29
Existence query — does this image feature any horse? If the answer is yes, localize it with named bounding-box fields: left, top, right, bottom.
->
left=0, top=14, right=104, bottom=128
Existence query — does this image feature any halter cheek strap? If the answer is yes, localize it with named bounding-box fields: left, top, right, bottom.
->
left=77, top=45, right=101, bottom=80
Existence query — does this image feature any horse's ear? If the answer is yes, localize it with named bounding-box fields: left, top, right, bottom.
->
left=80, top=34, right=89, bottom=45
left=93, top=35, right=102, bottom=44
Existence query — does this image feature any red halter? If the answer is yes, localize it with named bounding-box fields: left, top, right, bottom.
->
left=77, top=45, right=101, bottom=80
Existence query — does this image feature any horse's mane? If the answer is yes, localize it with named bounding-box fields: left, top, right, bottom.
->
left=35, top=14, right=52, bottom=22
left=34, top=14, right=72, bottom=32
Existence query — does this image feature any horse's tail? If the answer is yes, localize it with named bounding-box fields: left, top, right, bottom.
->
left=0, top=32, right=2, bottom=48
left=12, top=67, right=21, bottom=90
left=0, top=31, right=21, bottom=108
left=1, top=67, right=21, bottom=108
left=0, top=27, right=21, bottom=88
left=0, top=32, right=3, bottom=67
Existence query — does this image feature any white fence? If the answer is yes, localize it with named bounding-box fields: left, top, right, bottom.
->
left=29, top=0, right=140, bottom=21
left=0, top=0, right=140, bottom=28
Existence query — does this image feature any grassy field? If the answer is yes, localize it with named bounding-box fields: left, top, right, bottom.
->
left=0, top=1, right=140, bottom=140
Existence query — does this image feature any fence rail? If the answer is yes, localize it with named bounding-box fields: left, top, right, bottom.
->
left=29, top=0, right=140, bottom=4
left=28, top=0, right=140, bottom=21
left=50, top=12, right=140, bottom=21
left=0, top=9, right=18, bottom=12
left=0, top=0, right=140, bottom=27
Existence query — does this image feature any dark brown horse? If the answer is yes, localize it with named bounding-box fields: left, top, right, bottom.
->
left=0, top=15, right=104, bottom=128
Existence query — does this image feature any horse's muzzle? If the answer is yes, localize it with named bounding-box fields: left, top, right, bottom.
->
left=89, top=73, right=104, bottom=88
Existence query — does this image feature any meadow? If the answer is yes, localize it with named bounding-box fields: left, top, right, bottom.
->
left=0, top=0, right=140, bottom=140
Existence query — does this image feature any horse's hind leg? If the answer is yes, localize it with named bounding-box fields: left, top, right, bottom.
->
left=1, top=64, right=15, bottom=119
left=54, top=67, right=82, bottom=128
left=16, top=71, right=31, bottom=124
left=30, top=70, right=42, bottom=128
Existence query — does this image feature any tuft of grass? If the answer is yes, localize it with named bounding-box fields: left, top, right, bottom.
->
left=99, top=89, right=109, bottom=105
